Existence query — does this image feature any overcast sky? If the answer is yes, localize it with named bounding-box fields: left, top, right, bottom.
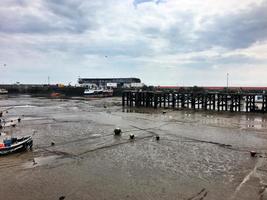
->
left=0, top=0, right=267, bottom=86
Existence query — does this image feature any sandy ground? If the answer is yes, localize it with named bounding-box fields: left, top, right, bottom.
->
left=0, top=95, right=267, bottom=200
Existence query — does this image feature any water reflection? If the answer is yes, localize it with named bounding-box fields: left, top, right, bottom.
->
left=123, top=107, right=267, bottom=131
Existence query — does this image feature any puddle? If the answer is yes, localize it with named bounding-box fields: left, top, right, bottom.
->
left=13, top=105, right=37, bottom=108
left=90, top=133, right=102, bottom=137
left=21, top=117, right=51, bottom=121
left=22, top=155, right=61, bottom=168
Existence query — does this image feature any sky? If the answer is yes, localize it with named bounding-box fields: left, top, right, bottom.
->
left=0, top=0, right=267, bottom=86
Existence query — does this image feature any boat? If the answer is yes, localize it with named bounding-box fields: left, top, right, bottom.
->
left=84, top=88, right=104, bottom=95
left=0, top=88, right=8, bottom=95
left=255, top=95, right=263, bottom=103
left=0, top=135, right=33, bottom=156
left=51, top=85, right=85, bottom=96
left=84, top=88, right=113, bottom=96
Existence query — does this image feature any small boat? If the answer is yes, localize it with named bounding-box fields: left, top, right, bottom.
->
left=255, top=95, right=263, bottom=103
left=84, top=88, right=104, bottom=95
left=0, top=88, right=8, bottom=95
left=50, top=92, right=62, bottom=97
left=84, top=88, right=113, bottom=96
left=0, top=135, right=33, bottom=156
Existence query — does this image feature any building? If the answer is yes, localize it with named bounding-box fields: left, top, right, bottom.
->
left=78, top=78, right=142, bottom=89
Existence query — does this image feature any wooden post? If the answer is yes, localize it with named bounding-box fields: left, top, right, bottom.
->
left=154, top=93, right=158, bottom=109
left=126, top=92, right=129, bottom=106
left=263, top=95, right=267, bottom=113
left=225, top=94, right=228, bottom=111
left=163, top=93, right=166, bottom=108
left=172, top=93, right=176, bottom=108
left=122, top=92, right=125, bottom=107
left=191, top=93, right=196, bottom=110
left=181, top=93, right=185, bottom=108
left=241, top=95, right=243, bottom=112
left=159, top=93, right=162, bottom=108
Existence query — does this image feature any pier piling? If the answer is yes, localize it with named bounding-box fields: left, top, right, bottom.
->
left=122, top=91, right=267, bottom=113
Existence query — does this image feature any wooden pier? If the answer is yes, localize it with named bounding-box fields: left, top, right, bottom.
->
left=122, top=91, right=267, bottom=113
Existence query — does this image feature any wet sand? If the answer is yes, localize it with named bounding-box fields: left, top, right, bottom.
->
left=0, top=95, right=267, bottom=200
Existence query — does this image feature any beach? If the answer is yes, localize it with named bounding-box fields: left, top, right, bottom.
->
left=0, top=95, right=267, bottom=200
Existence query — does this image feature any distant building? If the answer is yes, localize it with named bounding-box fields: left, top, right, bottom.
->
left=78, top=78, right=142, bottom=89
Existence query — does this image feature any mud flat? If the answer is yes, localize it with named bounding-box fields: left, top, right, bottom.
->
left=1, top=95, right=267, bottom=200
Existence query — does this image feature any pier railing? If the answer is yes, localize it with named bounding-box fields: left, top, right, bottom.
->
left=122, top=91, right=267, bottom=113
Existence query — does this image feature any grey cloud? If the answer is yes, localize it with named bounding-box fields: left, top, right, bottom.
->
left=141, top=0, right=267, bottom=52
left=0, top=0, right=97, bottom=34
left=198, top=1, right=267, bottom=49
left=33, top=38, right=154, bottom=58
left=184, top=54, right=266, bottom=70
left=0, top=14, right=82, bottom=34
left=2, top=0, right=267, bottom=60
left=140, top=12, right=197, bottom=53
left=133, top=0, right=154, bottom=6
left=44, top=0, right=84, bottom=19
left=43, top=0, right=92, bottom=33
left=213, top=54, right=265, bottom=65
left=164, top=15, right=202, bottom=53
left=0, top=14, right=58, bottom=34
left=0, top=0, right=27, bottom=6
left=133, top=0, right=165, bottom=6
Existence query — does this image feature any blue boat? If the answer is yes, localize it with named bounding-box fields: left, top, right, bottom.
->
left=0, top=136, right=33, bottom=156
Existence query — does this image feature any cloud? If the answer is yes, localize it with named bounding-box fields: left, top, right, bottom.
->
left=198, top=0, right=267, bottom=49
left=43, top=0, right=97, bottom=33
left=0, top=0, right=97, bottom=34
left=0, top=0, right=267, bottom=86
left=133, top=0, right=165, bottom=6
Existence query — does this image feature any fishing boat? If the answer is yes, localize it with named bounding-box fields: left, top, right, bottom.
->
left=84, top=88, right=104, bottom=95
left=84, top=88, right=113, bottom=97
left=0, top=135, right=33, bottom=156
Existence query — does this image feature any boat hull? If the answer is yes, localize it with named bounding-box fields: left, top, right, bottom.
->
left=0, top=88, right=8, bottom=95
left=0, top=136, right=33, bottom=156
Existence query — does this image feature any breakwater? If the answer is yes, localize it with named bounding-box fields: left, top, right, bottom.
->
left=0, top=84, right=85, bottom=96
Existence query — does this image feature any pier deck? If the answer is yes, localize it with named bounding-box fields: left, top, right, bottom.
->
left=122, top=91, right=267, bottom=113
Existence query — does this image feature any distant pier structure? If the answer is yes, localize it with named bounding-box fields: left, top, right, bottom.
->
left=122, top=91, right=267, bottom=113
left=78, top=78, right=142, bottom=88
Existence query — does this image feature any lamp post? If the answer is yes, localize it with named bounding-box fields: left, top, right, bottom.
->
left=227, top=73, right=229, bottom=89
